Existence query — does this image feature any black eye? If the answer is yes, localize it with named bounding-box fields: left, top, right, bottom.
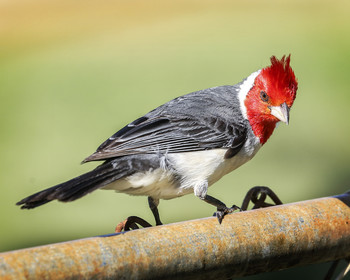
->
left=260, top=91, right=269, bottom=102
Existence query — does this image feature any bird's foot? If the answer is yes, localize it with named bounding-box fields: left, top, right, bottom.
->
left=214, top=205, right=241, bottom=224
left=241, top=186, right=283, bottom=211
left=115, top=216, right=153, bottom=232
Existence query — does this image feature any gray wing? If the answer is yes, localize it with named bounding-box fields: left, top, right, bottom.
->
left=83, top=86, right=248, bottom=162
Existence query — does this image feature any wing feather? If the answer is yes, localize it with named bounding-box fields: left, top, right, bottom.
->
left=83, top=116, right=246, bottom=162
left=83, top=85, right=248, bottom=162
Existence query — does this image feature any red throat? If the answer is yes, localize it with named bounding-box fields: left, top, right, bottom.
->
left=245, top=103, right=279, bottom=145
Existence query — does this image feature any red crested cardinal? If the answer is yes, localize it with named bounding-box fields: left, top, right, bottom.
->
left=17, top=55, right=298, bottom=224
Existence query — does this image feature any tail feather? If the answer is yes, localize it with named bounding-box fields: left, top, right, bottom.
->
left=16, top=160, right=128, bottom=209
left=55, top=168, right=119, bottom=202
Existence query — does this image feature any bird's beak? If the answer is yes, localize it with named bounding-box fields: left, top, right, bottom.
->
left=269, top=102, right=290, bottom=124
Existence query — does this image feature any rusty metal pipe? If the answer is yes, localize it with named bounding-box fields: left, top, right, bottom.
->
left=1, top=192, right=350, bottom=279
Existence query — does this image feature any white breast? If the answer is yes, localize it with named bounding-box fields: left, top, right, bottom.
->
left=168, top=134, right=261, bottom=197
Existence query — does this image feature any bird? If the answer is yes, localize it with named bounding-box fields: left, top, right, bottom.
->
left=17, top=55, right=298, bottom=225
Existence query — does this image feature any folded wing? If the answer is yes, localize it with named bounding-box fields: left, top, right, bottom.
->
left=83, top=114, right=247, bottom=162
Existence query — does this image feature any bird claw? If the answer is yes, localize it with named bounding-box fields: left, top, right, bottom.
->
left=241, top=186, right=283, bottom=211
left=210, top=186, right=283, bottom=224
left=115, top=216, right=153, bottom=232
left=213, top=205, right=241, bottom=224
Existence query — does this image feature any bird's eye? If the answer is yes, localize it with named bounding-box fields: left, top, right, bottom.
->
left=260, top=91, right=269, bottom=102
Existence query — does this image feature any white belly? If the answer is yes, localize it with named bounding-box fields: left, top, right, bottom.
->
left=103, top=167, right=178, bottom=199
left=103, top=137, right=261, bottom=200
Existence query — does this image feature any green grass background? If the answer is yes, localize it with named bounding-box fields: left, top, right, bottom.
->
left=1, top=0, right=349, bottom=278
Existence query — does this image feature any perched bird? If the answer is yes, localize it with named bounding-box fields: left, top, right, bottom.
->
left=17, top=55, right=298, bottom=225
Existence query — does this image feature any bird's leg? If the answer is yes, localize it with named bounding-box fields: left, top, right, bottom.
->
left=148, top=196, right=163, bottom=226
left=202, top=194, right=240, bottom=224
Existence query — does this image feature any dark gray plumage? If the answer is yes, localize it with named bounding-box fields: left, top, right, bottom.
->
left=84, top=85, right=248, bottom=162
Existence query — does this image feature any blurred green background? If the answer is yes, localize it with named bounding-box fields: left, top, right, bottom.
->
left=1, top=0, right=349, bottom=278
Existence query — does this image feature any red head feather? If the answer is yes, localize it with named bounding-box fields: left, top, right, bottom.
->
left=244, top=55, right=298, bottom=144
left=258, top=55, right=298, bottom=107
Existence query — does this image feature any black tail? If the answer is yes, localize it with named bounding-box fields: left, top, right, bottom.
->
left=16, top=160, right=128, bottom=209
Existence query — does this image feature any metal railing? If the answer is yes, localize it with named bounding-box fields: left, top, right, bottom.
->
left=1, top=191, right=349, bottom=279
